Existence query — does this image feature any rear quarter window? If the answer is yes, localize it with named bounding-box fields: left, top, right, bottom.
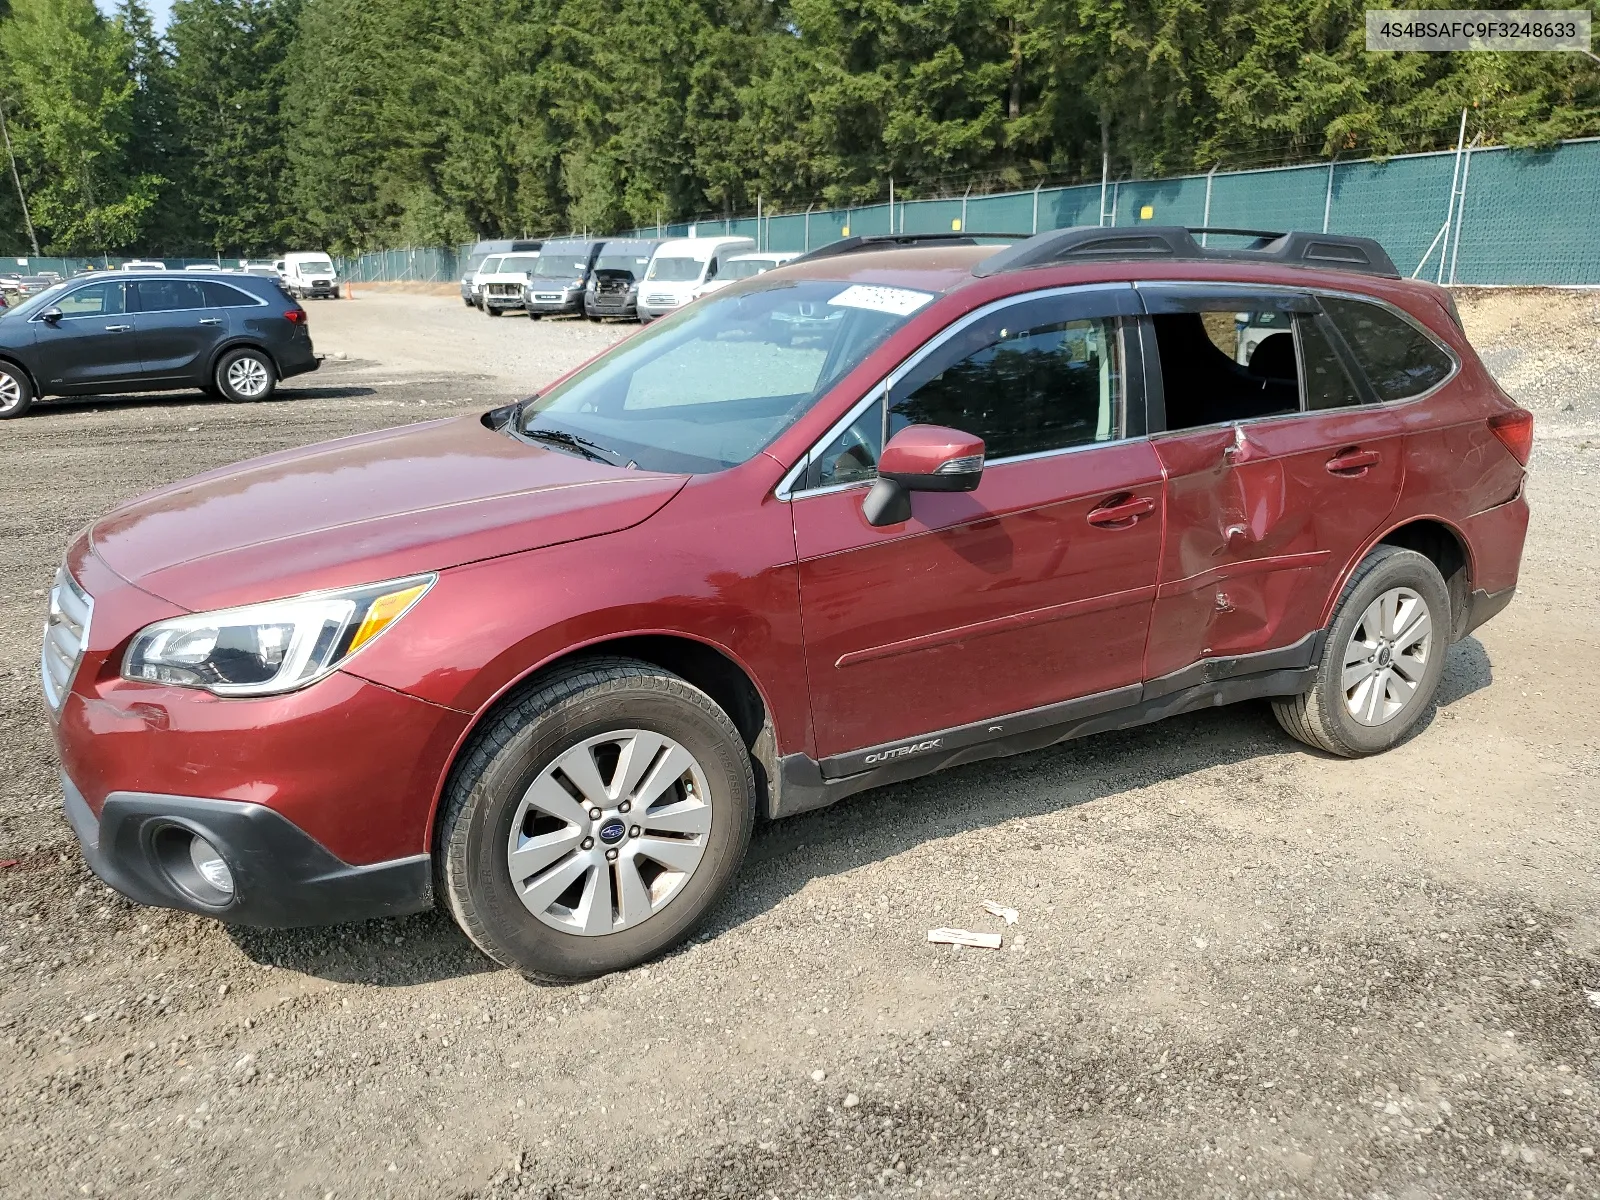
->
left=1323, top=297, right=1454, bottom=401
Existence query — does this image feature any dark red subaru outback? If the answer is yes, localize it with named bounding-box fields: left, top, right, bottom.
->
left=45, top=227, right=1531, bottom=980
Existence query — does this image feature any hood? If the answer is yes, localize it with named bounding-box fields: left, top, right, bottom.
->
left=91, top=415, right=689, bottom=611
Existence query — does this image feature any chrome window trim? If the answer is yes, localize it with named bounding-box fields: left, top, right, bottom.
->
left=29, top=281, right=127, bottom=323
left=776, top=282, right=1136, bottom=500
left=134, top=278, right=268, bottom=315
left=1135, top=280, right=1462, bottom=438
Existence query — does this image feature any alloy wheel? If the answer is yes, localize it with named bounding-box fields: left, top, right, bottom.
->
left=0, top=371, right=21, bottom=412
left=1342, top=586, right=1433, bottom=726
left=505, top=729, right=713, bottom=936
left=226, top=356, right=270, bottom=398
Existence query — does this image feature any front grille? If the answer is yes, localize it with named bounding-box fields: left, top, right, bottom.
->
left=41, top=566, right=93, bottom=713
left=645, top=295, right=679, bottom=307
left=489, top=283, right=522, bottom=297
left=533, top=293, right=561, bottom=302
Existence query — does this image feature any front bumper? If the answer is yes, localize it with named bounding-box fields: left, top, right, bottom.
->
left=524, top=290, right=583, bottom=315
left=63, top=774, right=432, bottom=927
left=485, top=293, right=525, bottom=311
left=586, top=293, right=637, bottom=318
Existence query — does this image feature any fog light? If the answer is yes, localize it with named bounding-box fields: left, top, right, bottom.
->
left=151, top=824, right=236, bottom=907
left=189, top=836, right=234, bottom=896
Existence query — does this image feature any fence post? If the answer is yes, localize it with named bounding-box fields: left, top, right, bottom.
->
left=804, top=203, right=813, bottom=251
left=1448, top=135, right=1479, bottom=286
left=1032, top=181, right=1042, bottom=233
left=1201, top=165, right=1218, bottom=245
left=960, top=184, right=970, bottom=233
left=1437, top=107, right=1468, bottom=285
left=1099, top=149, right=1110, bottom=227
left=1322, top=155, right=1337, bottom=233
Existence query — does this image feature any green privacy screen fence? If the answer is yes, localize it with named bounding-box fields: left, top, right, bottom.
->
left=9, top=138, right=1592, bottom=285
left=608, top=136, right=1599, bottom=287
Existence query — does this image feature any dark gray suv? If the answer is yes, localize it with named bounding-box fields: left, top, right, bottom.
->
left=0, top=271, right=320, bottom=419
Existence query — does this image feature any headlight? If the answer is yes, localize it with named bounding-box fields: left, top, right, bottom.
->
left=122, top=574, right=434, bottom=696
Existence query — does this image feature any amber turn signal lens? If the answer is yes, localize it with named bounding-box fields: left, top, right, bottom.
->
left=347, top=583, right=428, bottom=653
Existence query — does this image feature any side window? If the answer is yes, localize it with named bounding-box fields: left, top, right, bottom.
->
left=1322, top=297, right=1454, bottom=401
left=201, top=281, right=258, bottom=308
left=806, top=395, right=884, bottom=490
left=55, top=282, right=125, bottom=318
left=1150, top=301, right=1302, bottom=431
left=887, top=316, right=1122, bottom=460
left=135, top=280, right=208, bottom=312
left=1298, top=315, right=1364, bottom=410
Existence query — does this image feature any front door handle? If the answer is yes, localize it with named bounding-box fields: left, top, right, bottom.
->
left=1086, top=495, right=1157, bottom=529
left=198, top=317, right=222, bottom=326
left=104, top=324, right=133, bottom=332
left=1326, top=447, right=1380, bottom=477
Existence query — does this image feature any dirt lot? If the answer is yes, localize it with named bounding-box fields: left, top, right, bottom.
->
left=2, top=292, right=1599, bottom=1200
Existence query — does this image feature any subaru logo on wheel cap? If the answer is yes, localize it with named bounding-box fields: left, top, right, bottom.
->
left=598, top=819, right=627, bottom=845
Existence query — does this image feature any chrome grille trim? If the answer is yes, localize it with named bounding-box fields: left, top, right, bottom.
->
left=41, top=566, right=93, bottom=713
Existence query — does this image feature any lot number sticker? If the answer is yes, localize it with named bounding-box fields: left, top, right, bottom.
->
left=827, top=285, right=934, bottom=316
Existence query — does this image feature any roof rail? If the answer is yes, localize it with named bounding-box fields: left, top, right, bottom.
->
left=788, top=232, right=1028, bottom=266
left=970, top=225, right=1398, bottom=279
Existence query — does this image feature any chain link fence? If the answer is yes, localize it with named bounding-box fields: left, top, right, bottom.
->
left=7, top=137, right=1595, bottom=286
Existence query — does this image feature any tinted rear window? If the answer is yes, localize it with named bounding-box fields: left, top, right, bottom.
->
left=1323, top=297, right=1454, bottom=401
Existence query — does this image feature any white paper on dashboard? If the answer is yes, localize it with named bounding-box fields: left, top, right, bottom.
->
left=826, top=285, right=934, bottom=316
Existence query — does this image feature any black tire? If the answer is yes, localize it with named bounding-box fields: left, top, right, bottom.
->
left=0, top=360, right=34, bottom=419
left=486, top=304, right=502, bottom=317
left=212, top=347, right=277, bottom=403
left=527, top=312, right=542, bottom=320
left=464, top=297, right=475, bottom=307
left=437, top=656, right=756, bottom=982
left=1272, top=546, right=1451, bottom=757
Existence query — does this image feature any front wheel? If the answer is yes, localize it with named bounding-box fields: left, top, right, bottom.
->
left=213, top=347, right=277, bottom=403
left=1273, top=546, right=1451, bottom=756
left=437, top=657, right=756, bottom=981
left=486, top=304, right=502, bottom=317
left=0, top=360, right=34, bottom=419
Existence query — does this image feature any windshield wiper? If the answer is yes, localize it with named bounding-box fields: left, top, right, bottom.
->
left=523, top=426, right=619, bottom=465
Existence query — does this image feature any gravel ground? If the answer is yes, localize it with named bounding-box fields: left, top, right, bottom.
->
left=1, top=291, right=1598, bottom=1200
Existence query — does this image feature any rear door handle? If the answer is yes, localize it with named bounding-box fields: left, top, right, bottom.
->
left=198, top=318, right=222, bottom=326
left=1086, top=495, right=1157, bottom=528
left=104, top=324, right=133, bottom=332
left=1326, top=447, right=1380, bottom=476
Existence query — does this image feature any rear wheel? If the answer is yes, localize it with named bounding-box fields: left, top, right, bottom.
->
left=1272, top=546, right=1450, bottom=756
left=213, top=348, right=277, bottom=403
left=437, top=657, right=755, bottom=981
left=0, top=361, right=34, bottom=419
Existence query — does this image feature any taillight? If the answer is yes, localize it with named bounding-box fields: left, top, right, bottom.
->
left=1488, top=409, right=1533, bottom=466
left=282, top=308, right=307, bottom=325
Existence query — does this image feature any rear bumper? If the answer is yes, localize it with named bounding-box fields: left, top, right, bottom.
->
left=1461, top=586, right=1515, bottom=637
left=63, top=774, right=432, bottom=928
left=280, top=351, right=320, bottom=380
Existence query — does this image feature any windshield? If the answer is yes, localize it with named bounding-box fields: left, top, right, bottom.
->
left=464, top=253, right=490, bottom=276
left=596, top=252, right=652, bottom=275
left=646, top=256, right=706, bottom=283
left=299, top=259, right=334, bottom=274
left=477, top=256, right=504, bottom=277
left=518, top=279, right=932, bottom=473
left=497, top=255, right=540, bottom=274
left=725, top=258, right=782, bottom=280
left=532, top=254, right=589, bottom=279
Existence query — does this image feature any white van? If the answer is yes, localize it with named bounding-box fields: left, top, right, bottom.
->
left=280, top=252, right=339, bottom=299
left=636, top=236, right=755, bottom=321
left=691, top=250, right=800, bottom=300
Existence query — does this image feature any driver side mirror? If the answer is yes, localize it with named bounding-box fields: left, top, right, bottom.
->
left=862, top=425, right=985, bottom=528
left=40, top=307, right=63, bottom=325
